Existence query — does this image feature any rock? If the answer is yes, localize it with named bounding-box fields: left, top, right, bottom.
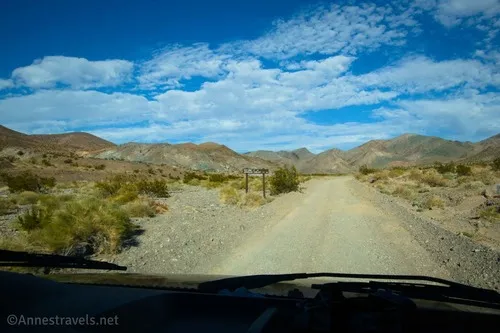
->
left=473, top=249, right=480, bottom=253
left=481, top=188, right=493, bottom=199
left=485, top=200, right=495, bottom=206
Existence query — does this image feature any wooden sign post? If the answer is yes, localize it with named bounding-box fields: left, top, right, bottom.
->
left=243, top=168, right=269, bottom=198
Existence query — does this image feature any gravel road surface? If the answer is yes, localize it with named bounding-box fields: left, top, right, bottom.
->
left=207, top=177, right=450, bottom=278
left=112, top=177, right=499, bottom=290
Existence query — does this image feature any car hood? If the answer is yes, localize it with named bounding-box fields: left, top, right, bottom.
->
left=41, top=272, right=323, bottom=296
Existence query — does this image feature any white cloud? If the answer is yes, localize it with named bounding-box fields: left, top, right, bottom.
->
left=138, top=43, right=230, bottom=90
left=0, top=90, right=157, bottom=131
left=435, top=0, right=500, bottom=27
left=353, top=56, right=499, bottom=93
left=11, top=56, right=134, bottom=89
left=0, top=79, right=13, bottom=90
left=229, top=3, right=410, bottom=59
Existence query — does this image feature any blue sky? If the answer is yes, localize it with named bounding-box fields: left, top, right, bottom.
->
left=0, top=0, right=499, bottom=152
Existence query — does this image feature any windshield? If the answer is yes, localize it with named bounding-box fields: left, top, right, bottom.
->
left=0, top=0, right=499, bottom=293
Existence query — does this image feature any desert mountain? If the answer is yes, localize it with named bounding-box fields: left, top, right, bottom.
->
left=244, top=148, right=316, bottom=171
left=246, top=133, right=500, bottom=171
left=1, top=125, right=499, bottom=173
left=94, top=142, right=277, bottom=173
left=342, top=134, right=477, bottom=168
left=299, top=148, right=352, bottom=174
left=0, top=125, right=115, bottom=153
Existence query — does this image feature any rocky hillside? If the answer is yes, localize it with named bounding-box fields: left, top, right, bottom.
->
left=247, top=133, right=500, bottom=172
left=94, top=142, right=277, bottom=173
left=244, top=147, right=315, bottom=170
left=0, top=125, right=115, bottom=153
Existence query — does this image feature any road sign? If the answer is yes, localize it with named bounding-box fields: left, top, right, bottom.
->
left=243, top=168, right=269, bottom=198
left=243, top=168, right=269, bottom=174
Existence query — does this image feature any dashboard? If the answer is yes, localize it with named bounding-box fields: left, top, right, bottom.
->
left=1, top=271, right=499, bottom=332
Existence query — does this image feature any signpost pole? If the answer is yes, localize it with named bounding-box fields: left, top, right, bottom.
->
left=245, top=173, right=249, bottom=194
left=262, top=173, right=266, bottom=198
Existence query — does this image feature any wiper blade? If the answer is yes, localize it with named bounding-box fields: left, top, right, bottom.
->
left=198, top=272, right=499, bottom=301
left=198, top=272, right=467, bottom=292
left=0, top=250, right=127, bottom=271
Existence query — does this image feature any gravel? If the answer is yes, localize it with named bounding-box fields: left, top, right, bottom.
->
left=110, top=184, right=290, bottom=275
left=349, top=178, right=500, bottom=291
left=110, top=178, right=499, bottom=292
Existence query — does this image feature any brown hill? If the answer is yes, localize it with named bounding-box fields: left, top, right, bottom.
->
left=31, top=132, right=115, bottom=152
left=0, top=125, right=115, bottom=153
left=94, top=142, right=277, bottom=173
left=299, top=148, right=352, bottom=174
left=0, top=125, right=41, bottom=149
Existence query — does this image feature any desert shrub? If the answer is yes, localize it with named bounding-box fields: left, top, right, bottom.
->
left=17, top=151, right=24, bottom=156
left=0, top=197, right=16, bottom=215
left=208, top=174, right=226, bottom=183
left=94, top=164, right=106, bottom=170
left=442, top=172, right=455, bottom=180
left=359, top=164, right=376, bottom=175
left=421, top=170, right=448, bottom=187
left=41, top=159, right=53, bottom=167
left=183, top=172, right=207, bottom=183
left=392, top=186, right=416, bottom=200
left=122, top=199, right=156, bottom=218
left=17, top=206, right=49, bottom=231
left=269, top=166, right=299, bottom=195
left=1, top=172, right=56, bottom=193
left=460, top=181, right=485, bottom=190
left=480, top=206, right=500, bottom=222
left=230, top=179, right=246, bottom=190
left=147, top=168, right=156, bottom=175
left=4, top=156, right=17, bottom=162
left=95, top=174, right=130, bottom=196
left=456, top=164, right=472, bottom=176
left=63, top=159, right=73, bottom=164
left=28, top=157, right=37, bottom=164
left=110, top=184, right=139, bottom=204
left=136, top=179, right=170, bottom=197
left=241, top=193, right=265, bottom=208
left=408, top=169, right=423, bottom=181
left=435, top=162, right=455, bottom=174
left=372, top=170, right=390, bottom=181
left=133, top=169, right=140, bottom=174
left=472, top=169, right=495, bottom=185
left=422, top=196, right=445, bottom=210
left=219, top=186, right=241, bottom=205
left=16, top=191, right=40, bottom=205
left=27, top=197, right=135, bottom=255
left=388, top=168, right=406, bottom=178
left=492, top=158, right=500, bottom=171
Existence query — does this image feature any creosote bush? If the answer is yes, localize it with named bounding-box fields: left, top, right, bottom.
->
left=269, top=166, right=299, bottom=195
left=1, top=172, right=56, bottom=193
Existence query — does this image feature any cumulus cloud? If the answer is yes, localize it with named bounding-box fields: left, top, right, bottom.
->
left=11, top=56, right=134, bottom=89
left=225, top=3, right=411, bottom=59
left=0, top=0, right=498, bottom=151
left=435, top=0, right=500, bottom=27
left=138, top=43, right=230, bottom=90
left=0, top=79, right=13, bottom=90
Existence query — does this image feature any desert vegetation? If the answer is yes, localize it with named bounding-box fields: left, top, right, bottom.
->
left=0, top=172, right=173, bottom=257
left=356, top=161, right=500, bottom=226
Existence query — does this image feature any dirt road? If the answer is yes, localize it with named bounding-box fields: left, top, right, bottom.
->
left=207, top=177, right=450, bottom=278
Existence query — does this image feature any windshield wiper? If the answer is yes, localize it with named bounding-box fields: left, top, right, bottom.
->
left=198, top=272, right=500, bottom=307
left=0, top=250, right=127, bottom=271
left=198, top=272, right=468, bottom=292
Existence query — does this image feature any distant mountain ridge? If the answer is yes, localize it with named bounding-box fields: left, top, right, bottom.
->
left=1, top=125, right=498, bottom=173
left=0, top=125, right=115, bottom=153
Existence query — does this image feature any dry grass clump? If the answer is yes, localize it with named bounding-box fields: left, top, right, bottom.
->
left=219, top=186, right=241, bottom=205
left=16, top=196, right=135, bottom=255
left=391, top=185, right=416, bottom=200
left=421, top=195, right=445, bottom=210
left=420, top=169, right=448, bottom=187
